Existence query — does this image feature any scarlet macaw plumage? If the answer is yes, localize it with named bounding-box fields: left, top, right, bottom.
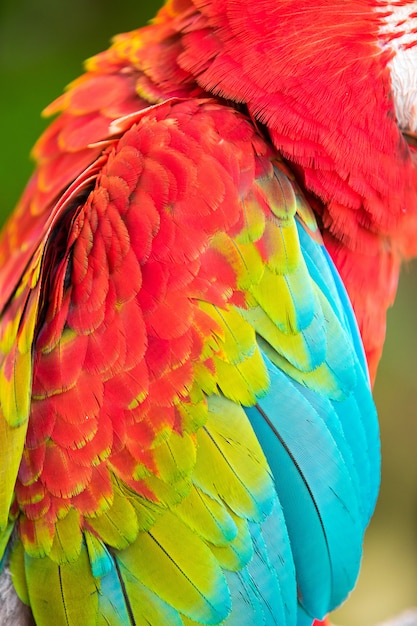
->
left=0, top=1, right=416, bottom=625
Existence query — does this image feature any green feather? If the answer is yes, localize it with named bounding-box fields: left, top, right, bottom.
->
left=175, top=485, right=238, bottom=546
left=9, top=540, right=29, bottom=605
left=25, top=544, right=99, bottom=626
left=209, top=514, right=253, bottom=571
left=49, top=508, right=82, bottom=564
left=153, top=430, right=196, bottom=483
left=251, top=265, right=315, bottom=334
left=214, top=347, right=269, bottom=405
left=0, top=417, right=27, bottom=530
left=0, top=520, right=14, bottom=562
left=242, top=304, right=327, bottom=372
left=193, top=396, right=274, bottom=522
left=239, top=189, right=267, bottom=243
left=85, top=531, right=113, bottom=578
left=113, top=568, right=183, bottom=626
left=117, top=510, right=231, bottom=623
left=88, top=488, right=138, bottom=549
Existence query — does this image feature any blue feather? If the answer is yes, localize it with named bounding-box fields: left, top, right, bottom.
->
left=243, top=221, right=380, bottom=619
left=296, top=221, right=369, bottom=382
left=297, top=221, right=380, bottom=518
left=223, top=499, right=296, bottom=625
left=97, top=560, right=132, bottom=626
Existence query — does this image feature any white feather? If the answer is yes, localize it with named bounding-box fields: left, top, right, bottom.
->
left=378, top=1, right=417, bottom=132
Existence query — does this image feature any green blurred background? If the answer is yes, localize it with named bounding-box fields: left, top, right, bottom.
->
left=0, top=2, right=416, bottom=624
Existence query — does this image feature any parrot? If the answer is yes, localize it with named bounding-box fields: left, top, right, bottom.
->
left=0, top=1, right=416, bottom=625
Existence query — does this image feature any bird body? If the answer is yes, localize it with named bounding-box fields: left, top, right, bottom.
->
left=0, top=1, right=416, bottom=624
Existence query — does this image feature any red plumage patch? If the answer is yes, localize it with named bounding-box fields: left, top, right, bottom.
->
left=18, top=446, right=46, bottom=487
left=71, top=464, right=113, bottom=516
left=134, top=0, right=417, bottom=375
left=9, top=100, right=270, bottom=540
left=41, top=444, right=92, bottom=498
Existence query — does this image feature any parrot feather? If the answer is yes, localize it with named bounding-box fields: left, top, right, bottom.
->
left=111, top=567, right=183, bottom=626
left=175, top=485, right=239, bottom=547
left=95, top=562, right=134, bottom=626
left=117, top=511, right=231, bottom=624
left=25, top=544, right=99, bottom=626
left=8, top=541, right=29, bottom=605
left=3, top=0, right=414, bottom=621
left=2, top=97, right=380, bottom=625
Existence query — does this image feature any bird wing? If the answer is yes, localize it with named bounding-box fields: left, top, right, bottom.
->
left=0, top=98, right=379, bottom=625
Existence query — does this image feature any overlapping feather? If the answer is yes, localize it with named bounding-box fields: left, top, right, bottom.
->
left=0, top=80, right=379, bottom=626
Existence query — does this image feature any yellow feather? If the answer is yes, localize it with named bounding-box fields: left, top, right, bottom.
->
left=84, top=530, right=113, bottom=578
left=26, top=545, right=99, bottom=625
left=176, top=388, right=208, bottom=434
left=49, top=508, right=82, bottom=564
left=20, top=515, right=54, bottom=558
left=214, top=346, right=269, bottom=405
left=0, top=348, right=32, bottom=428
left=0, top=520, right=14, bottom=561
left=259, top=336, right=352, bottom=401
left=193, top=360, right=218, bottom=395
left=153, top=430, right=196, bottom=483
left=193, top=396, right=274, bottom=521
left=211, top=233, right=265, bottom=290
left=242, top=304, right=327, bottom=372
left=87, top=486, right=139, bottom=549
left=251, top=265, right=315, bottom=333
left=143, top=473, right=191, bottom=506
left=238, top=190, right=267, bottom=243
left=9, top=540, right=29, bottom=605
left=203, top=305, right=257, bottom=364
left=113, top=570, right=183, bottom=626
left=128, top=500, right=161, bottom=535
left=0, top=280, right=40, bottom=428
left=17, top=290, right=40, bottom=355
left=118, top=510, right=230, bottom=623
left=175, top=485, right=238, bottom=546
left=0, top=414, right=27, bottom=530
left=262, top=220, right=302, bottom=274
left=232, top=239, right=265, bottom=289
